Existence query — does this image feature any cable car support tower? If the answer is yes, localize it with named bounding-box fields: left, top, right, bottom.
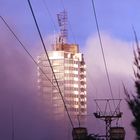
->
left=93, top=99, right=122, bottom=140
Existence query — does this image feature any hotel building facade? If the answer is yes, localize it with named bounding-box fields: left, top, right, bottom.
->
left=37, top=43, right=87, bottom=123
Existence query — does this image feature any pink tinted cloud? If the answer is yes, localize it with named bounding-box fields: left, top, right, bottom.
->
left=83, top=32, right=135, bottom=139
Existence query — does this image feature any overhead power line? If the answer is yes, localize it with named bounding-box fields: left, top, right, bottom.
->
left=91, top=0, right=115, bottom=108
left=27, top=0, right=74, bottom=128
left=0, top=16, right=55, bottom=87
left=0, top=14, right=74, bottom=128
left=0, top=14, right=77, bottom=135
left=0, top=16, right=58, bottom=91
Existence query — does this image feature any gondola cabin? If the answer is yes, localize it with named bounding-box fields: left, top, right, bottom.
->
left=110, top=127, right=125, bottom=140
left=72, top=127, right=88, bottom=140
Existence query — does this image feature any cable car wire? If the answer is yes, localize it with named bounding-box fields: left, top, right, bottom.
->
left=0, top=14, right=74, bottom=128
left=0, top=14, right=77, bottom=137
left=0, top=16, right=58, bottom=93
left=27, top=0, right=74, bottom=128
left=91, top=0, right=116, bottom=108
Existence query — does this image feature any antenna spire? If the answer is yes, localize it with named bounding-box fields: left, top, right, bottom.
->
left=57, top=10, right=68, bottom=44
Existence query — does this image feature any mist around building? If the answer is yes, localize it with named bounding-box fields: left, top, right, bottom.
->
left=0, top=1, right=136, bottom=140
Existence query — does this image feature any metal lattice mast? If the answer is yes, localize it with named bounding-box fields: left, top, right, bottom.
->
left=57, top=10, right=68, bottom=44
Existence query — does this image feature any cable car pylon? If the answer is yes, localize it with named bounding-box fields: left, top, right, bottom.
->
left=93, top=99, right=125, bottom=140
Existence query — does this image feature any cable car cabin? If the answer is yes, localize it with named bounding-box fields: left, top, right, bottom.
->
left=110, top=127, right=125, bottom=140
left=72, top=127, right=88, bottom=140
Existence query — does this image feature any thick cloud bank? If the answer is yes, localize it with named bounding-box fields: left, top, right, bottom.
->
left=83, top=33, right=135, bottom=140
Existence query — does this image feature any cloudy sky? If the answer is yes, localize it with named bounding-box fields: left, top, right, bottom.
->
left=1, top=0, right=140, bottom=47
left=0, top=0, right=139, bottom=140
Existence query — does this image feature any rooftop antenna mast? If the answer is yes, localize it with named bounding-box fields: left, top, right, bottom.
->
left=57, top=10, right=68, bottom=44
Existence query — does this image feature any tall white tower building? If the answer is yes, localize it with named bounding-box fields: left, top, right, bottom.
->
left=37, top=11, right=87, bottom=127
left=37, top=43, right=87, bottom=123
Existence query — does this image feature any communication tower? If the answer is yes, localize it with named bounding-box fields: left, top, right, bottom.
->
left=57, top=10, right=68, bottom=44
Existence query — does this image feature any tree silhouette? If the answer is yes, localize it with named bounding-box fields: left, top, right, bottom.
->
left=124, top=30, right=140, bottom=140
